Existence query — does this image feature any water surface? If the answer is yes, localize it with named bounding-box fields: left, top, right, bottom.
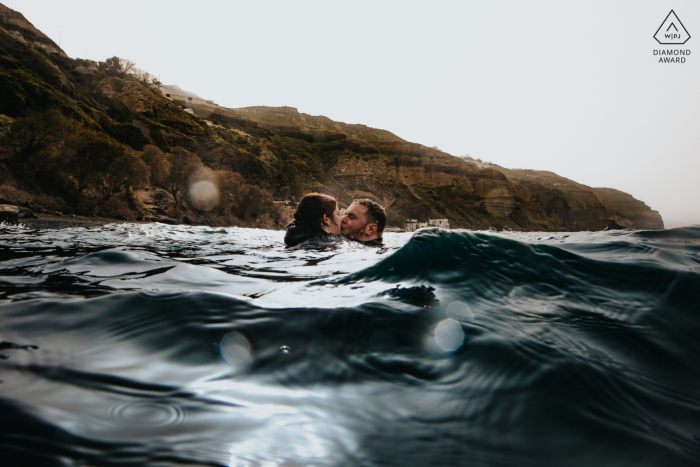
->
left=1, top=223, right=699, bottom=466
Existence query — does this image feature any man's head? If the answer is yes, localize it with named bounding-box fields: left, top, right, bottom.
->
left=341, top=199, right=386, bottom=241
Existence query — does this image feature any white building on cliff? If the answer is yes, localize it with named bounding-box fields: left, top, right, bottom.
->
left=405, top=218, right=450, bottom=231
left=428, top=219, right=449, bottom=229
left=159, top=84, right=216, bottom=107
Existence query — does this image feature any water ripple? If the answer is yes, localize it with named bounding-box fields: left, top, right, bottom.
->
left=104, top=398, right=188, bottom=429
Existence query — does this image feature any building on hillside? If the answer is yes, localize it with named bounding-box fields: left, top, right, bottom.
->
left=405, top=222, right=418, bottom=232
left=428, top=218, right=449, bottom=229
left=159, top=84, right=216, bottom=107
left=274, top=201, right=298, bottom=210
left=405, top=219, right=450, bottom=231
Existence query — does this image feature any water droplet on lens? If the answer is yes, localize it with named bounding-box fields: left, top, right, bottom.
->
left=435, top=319, right=465, bottom=353
left=189, top=178, right=219, bottom=211
left=446, top=301, right=474, bottom=321
left=220, top=332, right=252, bottom=371
left=279, top=345, right=291, bottom=354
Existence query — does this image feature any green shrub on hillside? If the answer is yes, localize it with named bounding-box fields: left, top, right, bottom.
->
left=59, top=128, right=148, bottom=206
left=0, top=114, right=12, bottom=135
left=1, top=109, right=77, bottom=191
left=166, top=147, right=202, bottom=210
left=141, top=145, right=170, bottom=188
left=1, top=109, right=150, bottom=212
left=215, top=170, right=283, bottom=225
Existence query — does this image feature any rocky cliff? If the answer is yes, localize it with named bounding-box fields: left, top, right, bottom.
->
left=228, top=106, right=405, bottom=143
left=0, top=4, right=66, bottom=57
left=266, top=110, right=664, bottom=229
left=207, top=105, right=664, bottom=230
left=495, top=167, right=664, bottom=230
left=592, top=188, right=664, bottom=230
left=0, top=3, right=664, bottom=231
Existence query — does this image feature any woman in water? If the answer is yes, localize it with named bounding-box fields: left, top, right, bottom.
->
left=284, top=192, right=342, bottom=248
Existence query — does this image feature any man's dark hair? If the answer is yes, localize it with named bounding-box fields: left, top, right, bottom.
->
left=354, top=198, right=386, bottom=235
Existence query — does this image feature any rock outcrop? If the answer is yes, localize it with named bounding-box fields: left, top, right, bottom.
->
left=0, top=204, right=33, bottom=223
left=593, top=188, right=664, bottom=230
left=492, top=166, right=664, bottom=230
left=0, top=4, right=67, bottom=56
left=99, top=79, right=204, bottom=137
left=221, top=106, right=405, bottom=143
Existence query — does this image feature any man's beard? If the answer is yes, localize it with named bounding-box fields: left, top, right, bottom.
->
left=342, top=224, right=367, bottom=240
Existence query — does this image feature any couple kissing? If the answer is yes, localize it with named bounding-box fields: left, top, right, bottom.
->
left=284, top=193, right=385, bottom=248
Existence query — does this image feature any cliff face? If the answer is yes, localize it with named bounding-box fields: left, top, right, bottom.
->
left=227, top=106, right=405, bottom=143
left=99, top=79, right=204, bottom=138
left=219, top=105, right=664, bottom=229
left=0, top=4, right=664, bottom=231
left=593, top=188, right=664, bottom=230
left=162, top=102, right=665, bottom=230
left=494, top=167, right=664, bottom=230
left=0, top=4, right=66, bottom=57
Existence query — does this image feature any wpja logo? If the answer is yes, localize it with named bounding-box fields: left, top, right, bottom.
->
left=653, top=10, right=691, bottom=63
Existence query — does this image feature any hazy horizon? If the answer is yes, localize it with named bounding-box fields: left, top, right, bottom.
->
left=4, top=0, right=699, bottom=228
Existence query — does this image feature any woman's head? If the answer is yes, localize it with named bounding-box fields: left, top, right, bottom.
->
left=292, top=193, right=341, bottom=234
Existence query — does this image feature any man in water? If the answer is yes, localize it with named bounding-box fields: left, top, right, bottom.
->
left=340, top=199, right=386, bottom=246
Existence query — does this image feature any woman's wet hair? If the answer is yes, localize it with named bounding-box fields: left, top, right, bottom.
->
left=292, top=193, right=338, bottom=229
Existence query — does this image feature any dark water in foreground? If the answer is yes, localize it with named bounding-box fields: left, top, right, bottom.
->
left=1, top=223, right=699, bottom=467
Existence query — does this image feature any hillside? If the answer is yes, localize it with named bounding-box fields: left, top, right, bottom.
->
left=196, top=103, right=662, bottom=230
left=491, top=166, right=664, bottom=230
left=0, top=3, right=663, bottom=230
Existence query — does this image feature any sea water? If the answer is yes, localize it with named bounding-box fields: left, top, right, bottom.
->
left=0, top=223, right=699, bottom=466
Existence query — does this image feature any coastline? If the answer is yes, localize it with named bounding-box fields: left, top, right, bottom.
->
left=14, top=213, right=290, bottom=231
left=17, top=213, right=147, bottom=230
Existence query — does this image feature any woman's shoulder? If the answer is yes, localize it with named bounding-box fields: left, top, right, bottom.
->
left=284, top=225, right=342, bottom=249
left=298, top=232, right=343, bottom=249
left=284, top=224, right=319, bottom=247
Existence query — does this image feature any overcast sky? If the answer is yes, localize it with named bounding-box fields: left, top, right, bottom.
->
left=5, top=0, right=699, bottom=228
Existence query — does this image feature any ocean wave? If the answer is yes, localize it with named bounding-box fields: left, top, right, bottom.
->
left=1, top=224, right=699, bottom=465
